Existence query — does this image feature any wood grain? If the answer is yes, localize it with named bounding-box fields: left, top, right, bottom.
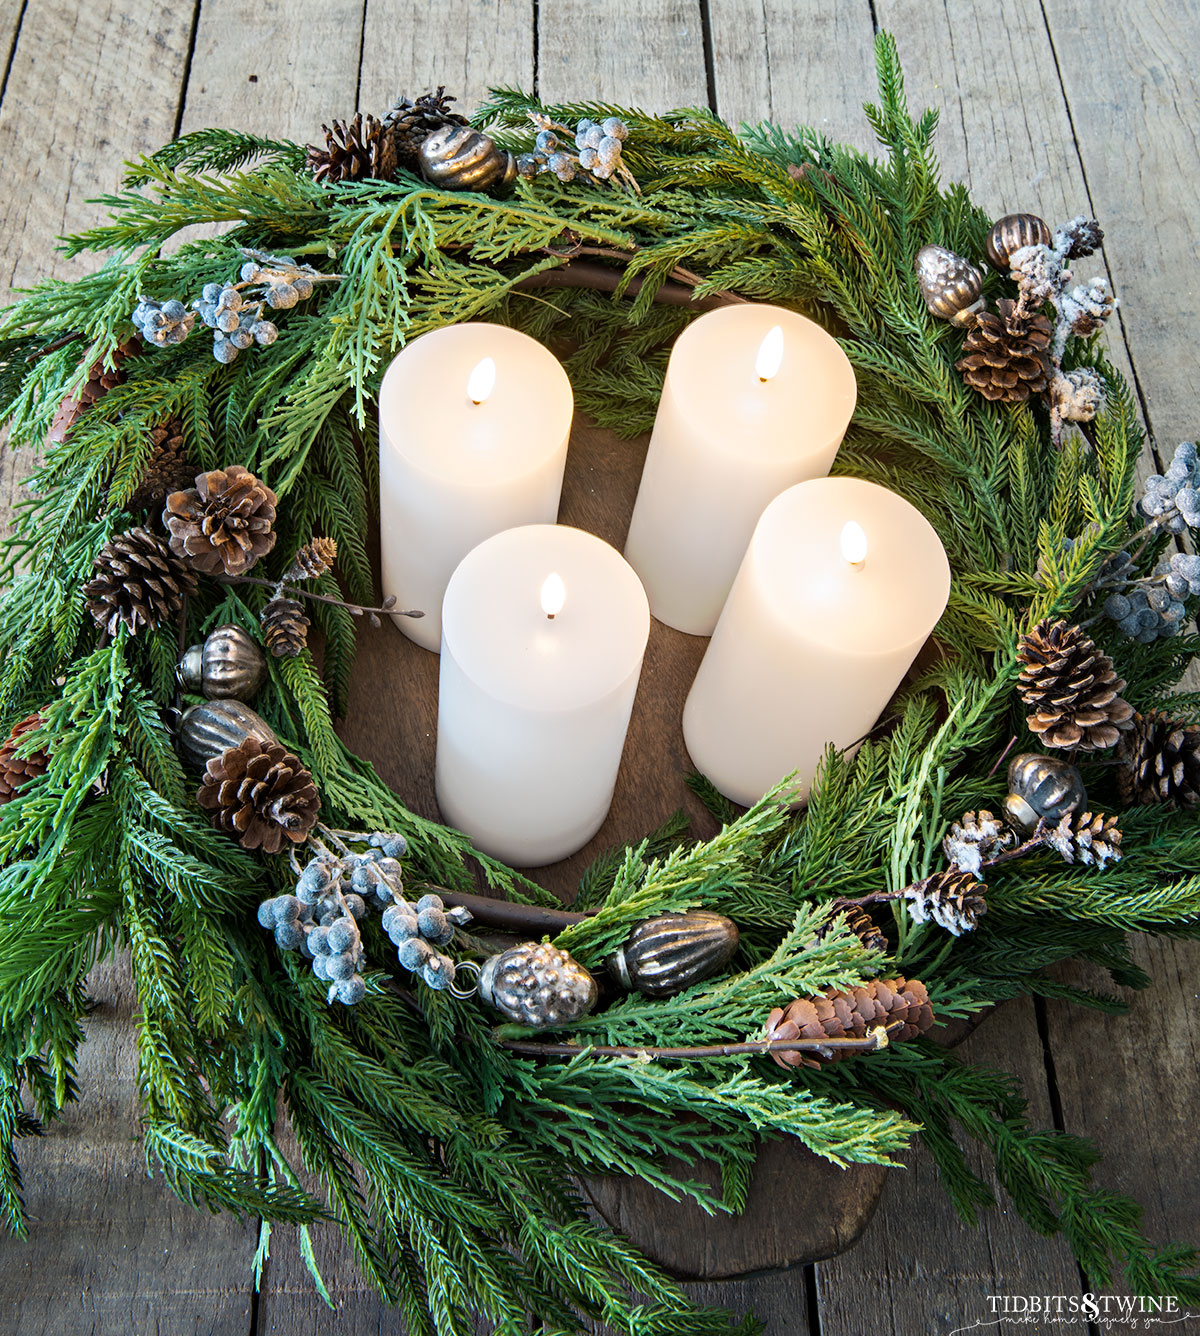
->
left=358, top=0, right=535, bottom=119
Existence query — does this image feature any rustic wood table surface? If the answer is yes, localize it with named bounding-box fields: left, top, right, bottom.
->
left=1, top=1, right=1198, bottom=1333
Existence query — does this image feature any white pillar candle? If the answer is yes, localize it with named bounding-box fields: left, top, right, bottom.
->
left=436, top=525, right=650, bottom=867
left=623, top=303, right=857, bottom=636
left=682, top=477, right=951, bottom=806
left=379, top=322, right=573, bottom=651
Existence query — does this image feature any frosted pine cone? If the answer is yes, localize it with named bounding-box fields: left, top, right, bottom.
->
left=1054, top=216, right=1104, bottom=260
left=285, top=537, right=337, bottom=582
left=1045, top=810, right=1121, bottom=869
left=1061, top=277, right=1116, bottom=337
left=197, top=737, right=320, bottom=853
left=942, top=809, right=1013, bottom=877
left=764, top=977, right=934, bottom=1069
left=905, top=867, right=987, bottom=936
left=164, top=464, right=278, bottom=576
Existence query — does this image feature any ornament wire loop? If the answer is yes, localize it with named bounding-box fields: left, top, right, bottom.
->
left=449, top=960, right=481, bottom=1000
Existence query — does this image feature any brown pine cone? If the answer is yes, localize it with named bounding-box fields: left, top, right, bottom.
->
left=260, top=595, right=310, bottom=657
left=0, top=712, right=49, bottom=803
left=905, top=866, right=987, bottom=936
left=307, top=113, right=390, bottom=185
left=956, top=298, right=1053, bottom=403
left=764, top=977, right=934, bottom=1069
left=1016, top=618, right=1134, bottom=751
left=128, top=418, right=195, bottom=512
left=382, top=87, right=468, bottom=171
left=84, top=527, right=197, bottom=637
left=1046, top=809, right=1122, bottom=869
left=286, top=536, right=337, bottom=582
left=197, top=737, right=320, bottom=853
left=46, top=336, right=142, bottom=446
left=1117, top=710, right=1200, bottom=808
left=163, top=465, right=278, bottom=577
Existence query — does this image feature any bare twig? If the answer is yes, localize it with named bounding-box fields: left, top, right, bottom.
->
left=498, top=1024, right=899, bottom=1062
left=422, top=887, right=595, bottom=934
left=216, top=573, right=424, bottom=619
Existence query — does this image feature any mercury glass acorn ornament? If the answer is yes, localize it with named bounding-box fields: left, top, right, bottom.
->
left=177, top=697, right=278, bottom=770
left=477, top=942, right=597, bottom=1029
left=178, top=624, right=267, bottom=701
left=609, top=911, right=740, bottom=998
left=915, top=243, right=986, bottom=326
left=418, top=125, right=517, bottom=192
left=1005, top=752, right=1087, bottom=829
left=985, top=212, right=1051, bottom=271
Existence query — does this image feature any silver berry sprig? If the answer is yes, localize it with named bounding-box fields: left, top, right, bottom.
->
left=516, top=114, right=639, bottom=193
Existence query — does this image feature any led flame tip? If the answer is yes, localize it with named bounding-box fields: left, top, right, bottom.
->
left=467, top=357, right=496, bottom=405
left=755, top=325, right=785, bottom=382
left=840, top=520, right=868, bottom=566
left=541, top=572, right=566, bottom=618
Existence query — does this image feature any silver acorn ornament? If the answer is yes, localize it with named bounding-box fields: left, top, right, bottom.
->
left=418, top=125, right=517, bottom=193
left=1005, top=752, right=1087, bottom=829
left=915, top=243, right=986, bottom=326
left=478, top=942, right=597, bottom=1029
left=609, top=911, right=739, bottom=998
left=177, top=698, right=278, bottom=770
left=985, top=212, right=1052, bottom=271
left=178, top=624, right=267, bottom=701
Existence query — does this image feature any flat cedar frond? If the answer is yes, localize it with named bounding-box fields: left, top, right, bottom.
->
left=0, top=26, right=1195, bottom=1329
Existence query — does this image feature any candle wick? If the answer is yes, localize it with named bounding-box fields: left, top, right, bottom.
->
left=546, top=612, right=556, bottom=620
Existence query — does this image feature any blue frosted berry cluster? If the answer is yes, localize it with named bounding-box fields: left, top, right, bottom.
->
left=131, top=249, right=339, bottom=365
left=517, top=114, right=630, bottom=185
left=1139, top=442, right=1200, bottom=533
left=256, top=830, right=469, bottom=1005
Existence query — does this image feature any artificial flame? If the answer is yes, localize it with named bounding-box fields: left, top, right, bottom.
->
left=755, top=325, right=785, bottom=382
left=541, top=572, right=566, bottom=618
left=840, top=520, right=868, bottom=566
left=467, top=357, right=497, bottom=405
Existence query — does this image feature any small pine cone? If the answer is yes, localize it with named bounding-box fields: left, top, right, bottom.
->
left=814, top=905, right=888, bottom=955
left=83, top=526, right=198, bottom=637
left=1055, top=216, right=1104, bottom=260
left=1046, top=809, right=1122, bottom=870
left=127, top=418, right=195, bottom=512
left=307, top=113, right=386, bottom=185
left=0, top=712, right=49, bottom=803
left=286, top=536, right=337, bottom=582
left=163, top=464, right=278, bottom=577
left=382, top=87, right=468, bottom=171
left=942, top=809, right=1014, bottom=877
left=1016, top=618, right=1135, bottom=751
left=764, top=976, right=934, bottom=1070
left=905, top=867, right=987, bottom=936
left=1117, top=711, right=1200, bottom=808
left=956, top=298, right=1053, bottom=403
left=197, top=737, right=320, bottom=853
left=46, top=336, right=142, bottom=446
left=261, top=595, right=310, bottom=657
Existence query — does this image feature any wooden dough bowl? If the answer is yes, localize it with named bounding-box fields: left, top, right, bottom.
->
left=338, top=414, right=897, bottom=1279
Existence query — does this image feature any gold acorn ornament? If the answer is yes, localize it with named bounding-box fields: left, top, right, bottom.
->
left=608, top=911, right=739, bottom=997
left=915, top=243, right=986, bottom=326
left=984, top=212, right=1052, bottom=271
left=417, top=124, right=517, bottom=193
left=178, top=624, right=268, bottom=701
left=1004, top=752, right=1087, bottom=829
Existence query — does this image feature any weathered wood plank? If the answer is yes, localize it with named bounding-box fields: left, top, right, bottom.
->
left=537, top=0, right=709, bottom=108
left=817, top=1002, right=1085, bottom=1336
left=1, top=958, right=254, bottom=1336
left=1042, top=0, right=1200, bottom=456
left=358, top=0, right=535, bottom=119
left=182, top=0, right=367, bottom=140
left=1035, top=0, right=1200, bottom=1271
left=707, top=0, right=878, bottom=150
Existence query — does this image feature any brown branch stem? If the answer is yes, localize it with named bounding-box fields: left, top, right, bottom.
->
left=216, top=573, right=424, bottom=619
left=423, top=887, right=595, bottom=934
left=498, top=1025, right=898, bottom=1062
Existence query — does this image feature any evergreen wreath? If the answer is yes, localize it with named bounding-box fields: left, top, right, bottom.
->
left=0, top=33, right=1198, bottom=1332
